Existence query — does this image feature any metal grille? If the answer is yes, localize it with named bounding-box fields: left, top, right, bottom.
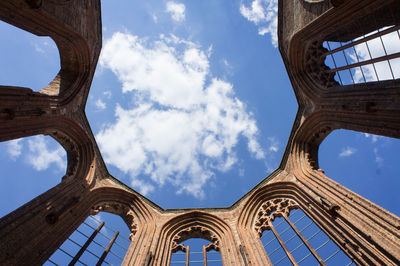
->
left=323, top=25, right=400, bottom=86
left=170, top=239, right=223, bottom=265
left=44, top=215, right=131, bottom=266
left=261, top=209, right=354, bottom=265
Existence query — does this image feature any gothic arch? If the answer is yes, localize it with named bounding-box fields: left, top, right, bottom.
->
left=0, top=0, right=101, bottom=100
left=154, top=211, right=239, bottom=265
left=0, top=115, right=96, bottom=184
left=86, top=185, right=157, bottom=265
left=43, top=185, right=157, bottom=265
left=236, top=180, right=400, bottom=265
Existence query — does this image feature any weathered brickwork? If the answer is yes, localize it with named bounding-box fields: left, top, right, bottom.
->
left=0, top=0, right=399, bottom=265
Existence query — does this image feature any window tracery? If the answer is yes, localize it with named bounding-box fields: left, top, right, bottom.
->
left=91, top=202, right=138, bottom=240
left=254, top=198, right=353, bottom=265
left=170, top=226, right=222, bottom=265
left=171, top=225, right=220, bottom=253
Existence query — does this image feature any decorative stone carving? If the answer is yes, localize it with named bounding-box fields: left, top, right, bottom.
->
left=306, top=40, right=339, bottom=88
left=171, top=226, right=220, bottom=253
left=254, top=198, right=299, bottom=237
left=91, top=202, right=138, bottom=240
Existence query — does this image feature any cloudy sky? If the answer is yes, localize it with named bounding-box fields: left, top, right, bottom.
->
left=0, top=0, right=399, bottom=219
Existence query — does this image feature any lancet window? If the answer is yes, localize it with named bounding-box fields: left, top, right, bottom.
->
left=255, top=198, right=353, bottom=265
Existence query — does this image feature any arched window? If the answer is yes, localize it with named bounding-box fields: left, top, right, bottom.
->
left=45, top=212, right=132, bottom=265
left=170, top=226, right=222, bottom=265
left=0, top=21, right=59, bottom=92
left=0, top=135, right=66, bottom=218
left=255, top=198, right=353, bottom=265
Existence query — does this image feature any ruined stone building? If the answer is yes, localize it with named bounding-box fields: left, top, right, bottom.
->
left=0, top=0, right=399, bottom=265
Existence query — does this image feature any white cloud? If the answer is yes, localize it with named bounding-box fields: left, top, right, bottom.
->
left=221, top=59, right=234, bottom=77
left=95, top=99, right=106, bottom=110
left=166, top=1, right=186, bottom=22
left=267, top=136, right=279, bottom=152
left=239, top=168, right=245, bottom=177
left=152, top=14, right=158, bottom=23
left=7, top=139, right=23, bottom=160
left=98, top=32, right=265, bottom=198
left=364, top=133, right=382, bottom=143
left=339, top=146, right=356, bottom=157
left=34, top=43, right=45, bottom=54
left=33, top=40, right=51, bottom=54
left=240, top=0, right=278, bottom=47
left=373, top=147, right=384, bottom=166
left=104, top=90, right=112, bottom=98
left=26, top=135, right=66, bottom=171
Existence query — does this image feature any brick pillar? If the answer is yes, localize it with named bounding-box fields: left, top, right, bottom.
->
left=0, top=180, right=91, bottom=265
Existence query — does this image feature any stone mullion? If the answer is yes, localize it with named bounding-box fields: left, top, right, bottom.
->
left=283, top=214, right=327, bottom=265
left=269, top=222, right=298, bottom=266
left=203, top=245, right=207, bottom=266
left=185, top=245, right=190, bottom=266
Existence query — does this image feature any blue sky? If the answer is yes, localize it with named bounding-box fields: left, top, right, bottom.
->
left=85, top=0, right=295, bottom=208
left=0, top=0, right=399, bottom=263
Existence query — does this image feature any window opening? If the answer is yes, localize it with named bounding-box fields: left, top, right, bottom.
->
left=256, top=198, right=354, bottom=265
left=170, top=238, right=222, bottom=265
left=0, top=135, right=66, bottom=219
left=45, top=213, right=131, bottom=266
left=319, top=130, right=400, bottom=217
left=323, top=25, right=400, bottom=86
left=0, top=21, right=60, bottom=92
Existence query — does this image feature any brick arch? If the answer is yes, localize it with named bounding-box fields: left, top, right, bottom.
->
left=290, top=110, right=400, bottom=176
left=0, top=115, right=96, bottom=184
left=236, top=182, right=318, bottom=265
left=40, top=185, right=158, bottom=265
left=154, top=211, right=240, bottom=265
left=0, top=0, right=100, bottom=101
left=87, top=186, right=156, bottom=237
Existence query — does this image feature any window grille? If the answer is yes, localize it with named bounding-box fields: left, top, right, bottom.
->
left=256, top=198, right=354, bottom=265
left=307, top=26, right=400, bottom=88
left=45, top=215, right=131, bottom=266
left=170, top=238, right=223, bottom=265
